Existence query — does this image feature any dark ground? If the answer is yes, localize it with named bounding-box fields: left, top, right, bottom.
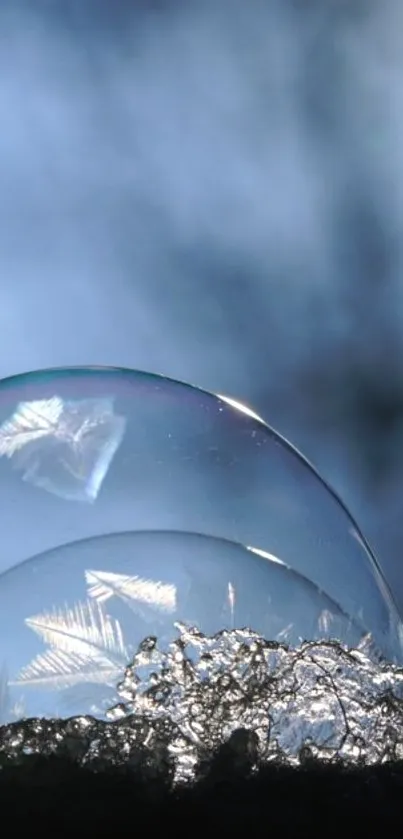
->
left=2, top=751, right=403, bottom=835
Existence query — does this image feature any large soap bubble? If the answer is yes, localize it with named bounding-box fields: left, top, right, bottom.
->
left=0, top=530, right=373, bottom=723
left=0, top=365, right=401, bottom=665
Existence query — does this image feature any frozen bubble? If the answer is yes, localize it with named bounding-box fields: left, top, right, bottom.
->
left=0, top=366, right=400, bottom=665
left=0, top=530, right=378, bottom=723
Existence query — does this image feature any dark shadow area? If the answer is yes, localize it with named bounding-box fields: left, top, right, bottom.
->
left=2, top=748, right=403, bottom=834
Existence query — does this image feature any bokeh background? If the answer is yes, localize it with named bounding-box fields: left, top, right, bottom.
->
left=1, top=0, right=403, bottom=608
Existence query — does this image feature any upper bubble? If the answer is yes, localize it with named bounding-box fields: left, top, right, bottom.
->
left=0, top=365, right=401, bottom=663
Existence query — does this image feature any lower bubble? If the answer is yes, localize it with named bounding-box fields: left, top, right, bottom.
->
left=0, top=529, right=374, bottom=723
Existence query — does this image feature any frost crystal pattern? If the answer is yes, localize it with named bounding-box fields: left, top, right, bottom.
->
left=0, top=395, right=126, bottom=501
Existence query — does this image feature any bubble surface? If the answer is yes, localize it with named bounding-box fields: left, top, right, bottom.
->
left=0, top=365, right=401, bottom=667
left=0, top=530, right=378, bottom=723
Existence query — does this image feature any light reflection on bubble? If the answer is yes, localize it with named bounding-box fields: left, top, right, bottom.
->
left=0, top=530, right=376, bottom=724
left=0, top=366, right=400, bottom=666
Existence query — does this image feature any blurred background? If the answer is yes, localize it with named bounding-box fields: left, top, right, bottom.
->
left=1, top=0, right=403, bottom=607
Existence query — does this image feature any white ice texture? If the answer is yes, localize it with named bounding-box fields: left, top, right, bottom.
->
left=0, top=395, right=126, bottom=502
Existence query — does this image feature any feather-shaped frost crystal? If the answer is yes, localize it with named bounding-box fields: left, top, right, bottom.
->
left=86, top=569, right=177, bottom=613
left=11, top=599, right=129, bottom=700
